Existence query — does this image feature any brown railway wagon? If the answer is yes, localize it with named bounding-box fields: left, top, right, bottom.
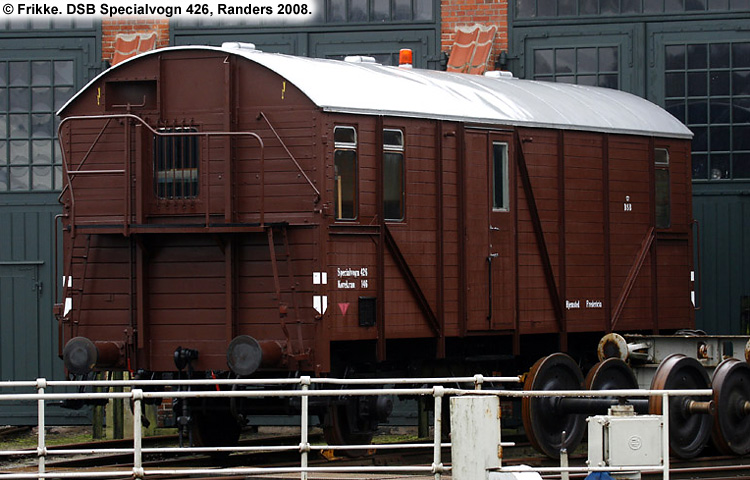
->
left=55, top=44, right=694, bottom=445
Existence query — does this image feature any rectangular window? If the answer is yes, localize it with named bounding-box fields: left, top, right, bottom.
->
left=655, top=148, right=671, bottom=229
left=334, top=126, right=358, bottom=220
left=383, top=129, right=404, bottom=221
left=493, top=142, right=509, bottom=211
left=154, top=127, right=199, bottom=199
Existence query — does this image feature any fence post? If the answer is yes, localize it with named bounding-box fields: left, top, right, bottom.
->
left=133, top=389, right=144, bottom=479
left=112, top=371, right=124, bottom=439
left=300, top=376, right=311, bottom=480
left=450, top=395, right=502, bottom=480
left=662, top=392, right=670, bottom=480
left=432, top=386, right=444, bottom=480
left=36, top=378, right=47, bottom=477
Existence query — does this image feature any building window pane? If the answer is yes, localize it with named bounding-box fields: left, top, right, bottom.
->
left=32, top=165, right=52, bottom=190
left=556, top=49, right=575, bottom=73
left=559, top=0, right=576, bottom=14
left=349, top=0, right=367, bottom=20
left=693, top=153, right=708, bottom=179
left=711, top=153, right=730, bottom=179
left=666, top=45, right=686, bottom=70
left=371, top=0, right=390, bottom=19
left=153, top=127, right=200, bottom=199
left=734, top=152, right=750, bottom=178
left=493, top=142, right=509, bottom=211
left=328, top=0, right=346, bottom=21
left=533, top=45, right=619, bottom=89
left=10, top=165, right=29, bottom=190
left=383, top=129, right=404, bottom=221
left=666, top=72, right=686, bottom=97
left=393, top=0, right=411, bottom=19
left=517, top=0, right=536, bottom=17
left=577, top=48, right=597, bottom=73
left=9, top=62, right=29, bottom=86
left=414, top=0, right=433, bottom=20
left=538, top=0, right=556, bottom=16
left=708, top=0, right=729, bottom=8
left=600, top=0, right=619, bottom=13
left=53, top=61, right=74, bottom=84
left=710, top=43, right=730, bottom=68
left=334, top=126, right=357, bottom=220
left=535, top=50, right=554, bottom=74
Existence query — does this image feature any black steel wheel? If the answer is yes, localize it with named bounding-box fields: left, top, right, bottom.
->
left=522, top=353, right=586, bottom=459
left=649, top=353, right=712, bottom=459
left=711, top=358, right=750, bottom=455
left=323, top=400, right=376, bottom=457
left=585, top=357, right=639, bottom=391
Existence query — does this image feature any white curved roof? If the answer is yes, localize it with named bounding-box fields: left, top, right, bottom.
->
left=60, top=45, right=692, bottom=139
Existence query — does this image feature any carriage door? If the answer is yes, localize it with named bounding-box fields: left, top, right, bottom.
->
left=465, top=130, right=516, bottom=331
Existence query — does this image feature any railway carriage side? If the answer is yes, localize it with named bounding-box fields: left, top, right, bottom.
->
left=322, top=115, right=694, bottom=371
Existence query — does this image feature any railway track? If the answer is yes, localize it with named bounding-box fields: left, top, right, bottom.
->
left=3, top=430, right=750, bottom=480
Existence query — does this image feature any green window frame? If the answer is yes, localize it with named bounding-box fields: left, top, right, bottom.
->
left=0, top=59, right=75, bottom=192
left=664, top=41, right=750, bottom=181
left=533, top=46, right=619, bottom=89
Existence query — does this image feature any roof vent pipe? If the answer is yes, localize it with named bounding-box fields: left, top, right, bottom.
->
left=484, top=70, right=515, bottom=79
left=344, top=55, right=377, bottom=64
left=222, top=42, right=257, bottom=51
left=399, top=49, right=413, bottom=69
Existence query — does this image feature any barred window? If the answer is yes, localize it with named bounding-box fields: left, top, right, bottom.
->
left=153, top=127, right=199, bottom=199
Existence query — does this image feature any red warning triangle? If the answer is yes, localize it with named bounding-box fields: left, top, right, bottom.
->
left=338, top=303, right=350, bottom=315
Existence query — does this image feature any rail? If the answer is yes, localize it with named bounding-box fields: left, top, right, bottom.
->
left=0, top=375, right=709, bottom=480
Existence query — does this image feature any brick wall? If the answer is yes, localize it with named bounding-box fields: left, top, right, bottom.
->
left=441, top=0, right=509, bottom=70
left=101, top=19, right=170, bottom=63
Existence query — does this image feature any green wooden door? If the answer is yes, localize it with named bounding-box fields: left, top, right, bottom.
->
left=0, top=30, right=98, bottom=424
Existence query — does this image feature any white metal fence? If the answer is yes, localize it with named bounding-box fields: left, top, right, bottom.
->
left=0, top=375, right=709, bottom=480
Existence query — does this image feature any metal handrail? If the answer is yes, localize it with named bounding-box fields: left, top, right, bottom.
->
left=57, top=113, right=266, bottom=236
left=0, top=376, right=701, bottom=480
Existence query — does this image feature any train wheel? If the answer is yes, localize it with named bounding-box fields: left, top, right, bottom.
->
left=323, top=400, right=375, bottom=457
left=649, top=354, right=713, bottom=459
left=585, top=357, right=638, bottom=391
left=522, top=353, right=586, bottom=459
left=711, top=358, right=750, bottom=455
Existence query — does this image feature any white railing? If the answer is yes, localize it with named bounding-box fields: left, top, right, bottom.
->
left=0, top=375, right=520, bottom=480
left=0, top=376, right=711, bottom=480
